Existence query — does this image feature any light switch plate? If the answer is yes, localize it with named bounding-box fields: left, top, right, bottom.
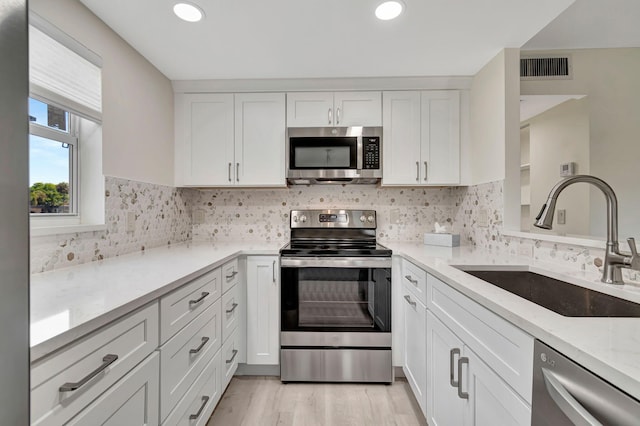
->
left=126, top=211, right=136, bottom=233
left=477, top=209, right=489, bottom=227
left=557, top=209, right=566, bottom=225
left=193, top=209, right=205, bottom=225
left=390, top=208, right=401, bottom=224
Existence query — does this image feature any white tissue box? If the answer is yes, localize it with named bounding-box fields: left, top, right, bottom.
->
left=424, top=233, right=460, bottom=247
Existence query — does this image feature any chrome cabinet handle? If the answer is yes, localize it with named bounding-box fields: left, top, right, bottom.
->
left=272, top=260, right=276, bottom=282
left=225, top=270, right=238, bottom=280
left=450, top=348, right=460, bottom=387
left=228, top=162, right=232, bottom=182
left=404, top=275, right=418, bottom=285
left=403, top=294, right=416, bottom=308
left=424, top=161, right=428, bottom=181
left=336, top=107, right=341, bottom=124
left=189, top=291, right=209, bottom=306
left=59, top=354, right=118, bottom=392
left=542, top=368, right=602, bottom=425
left=226, top=349, right=239, bottom=364
left=328, top=108, right=332, bottom=125
left=236, top=163, right=240, bottom=182
left=457, top=356, right=469, bottom=399
left=189, top=396, right=210, bottom=420
left=189, top=336, right=210, bottom=354
left=226, top=302, right=238, bottom=314
left=416, top=161, right=420, bottom=181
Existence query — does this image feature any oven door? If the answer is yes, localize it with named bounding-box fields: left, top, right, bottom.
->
left=280, top=257, right=391, bottom=335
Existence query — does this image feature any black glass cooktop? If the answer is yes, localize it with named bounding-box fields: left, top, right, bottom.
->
left=280, top=242, right=392, bottom=257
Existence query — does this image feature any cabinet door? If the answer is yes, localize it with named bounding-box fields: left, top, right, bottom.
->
left=334, top=91, right=382, bottom=126
left=426, top=311, right=465, bottom=426
left=381, top=91, right=422, bottom=185
left=463, top=349, right=531, bottom=426
left=286, top=92, right=334, bottom=127
left=66, top=353, right=159, bottom=426
left=234, top=93, right=286, bottom=186
left=246, top=256, right=280, bottom=365
left=402, top=282, right=427, bottom=417
left=176, top=93, right=234, bottom=186
left=421, top=90, right=460, bottom=184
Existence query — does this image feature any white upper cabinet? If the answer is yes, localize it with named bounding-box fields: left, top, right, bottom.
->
left=175, top=92, right=286, bottom=187
left=382, top=90, right=460, bottom=186
left=287, top=91, right=382, bottom=127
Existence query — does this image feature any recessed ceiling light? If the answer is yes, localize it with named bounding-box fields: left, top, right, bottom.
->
left=375, top=1, right=404, bottom=21
left=173, top=2, right=204, bottom=22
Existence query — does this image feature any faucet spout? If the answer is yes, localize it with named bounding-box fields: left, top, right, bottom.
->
left=534, top=175, right=628, bottom=284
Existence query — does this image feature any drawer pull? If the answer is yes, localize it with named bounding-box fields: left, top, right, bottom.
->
left=189, top=396, right=210, bottom=420
left=225, top=270, right=238, bottom=280
left=449, top=348, right=460, bottom=387
left=189, top=337, right=210, bottom=354
left=226, top=349, right=239, bottom=364
left=226, top=302, right=239, bottom=314
left=404, top=294, right=416, bottom=308
left=457, top=356, right=469, bottom=400
left=404, top=275, right=418, bottom=285
left=189, top=291, right=210, bottom=307
left=59, top=354, right=118, bottom=392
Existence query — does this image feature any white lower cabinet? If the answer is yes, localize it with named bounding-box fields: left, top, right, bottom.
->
left=66, top=352, right=159, bottom=426
left=426, top=312, right=530, bottom=426
left=246, top=256, right=280, bottom=365
left=402, top=281, right=427, bottom=417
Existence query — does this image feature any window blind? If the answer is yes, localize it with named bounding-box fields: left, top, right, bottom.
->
left=29, top=20, right=102, bottom=122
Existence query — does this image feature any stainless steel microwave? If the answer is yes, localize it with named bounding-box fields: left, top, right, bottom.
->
left=286, top=126, right=383, bottom=184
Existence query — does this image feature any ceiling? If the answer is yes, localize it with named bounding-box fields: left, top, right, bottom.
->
left=79, top=0, right=574, bottom=81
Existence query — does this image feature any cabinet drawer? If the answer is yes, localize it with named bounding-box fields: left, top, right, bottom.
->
left=401, top=258, right=428, bottom=305
left=222, top=258, right=239, bottom=293
left=160, top=299, right=222, bottom=421
left=427, top=275, right=534, bottom=402
left=65, top=352, right=159, bottom=426
left=221, top=328, right=240, bottom=391
left=161, top=267, right=222, bottom=344
left=222, top=283, right=240, bottom=342
left=31, top=302, right=159, bottom=426
left=162, top=350, right=222, bottom=426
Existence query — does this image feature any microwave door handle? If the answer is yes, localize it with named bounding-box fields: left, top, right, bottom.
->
left=542, top=368, right=603, bottom=426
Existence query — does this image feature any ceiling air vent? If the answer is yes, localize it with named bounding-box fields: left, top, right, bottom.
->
left=520, top=55, right=572, bottom=80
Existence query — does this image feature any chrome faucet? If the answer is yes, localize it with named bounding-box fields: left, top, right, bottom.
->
left=534, top=175, right=640, bottom=284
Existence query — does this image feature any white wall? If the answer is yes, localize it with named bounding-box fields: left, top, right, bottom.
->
left=526, top=98, right=591, bottom=236
left=520, top=48, right=640, bottom=238
left=30, top=0, right=175, bottom=186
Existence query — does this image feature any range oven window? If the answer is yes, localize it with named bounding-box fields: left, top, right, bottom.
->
left=289, top=137, right=357, bottom=169
left=281, top=266, right=391, bottom=332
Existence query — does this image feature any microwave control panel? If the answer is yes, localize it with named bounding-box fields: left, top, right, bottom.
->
left=363, top=137, right=380, bottom=169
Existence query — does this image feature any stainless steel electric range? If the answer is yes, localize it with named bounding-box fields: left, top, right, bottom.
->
left=279, top=209, right=392, bottom=383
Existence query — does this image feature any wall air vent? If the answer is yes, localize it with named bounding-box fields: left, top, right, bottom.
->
left=520, top=56, right=572, bottom=80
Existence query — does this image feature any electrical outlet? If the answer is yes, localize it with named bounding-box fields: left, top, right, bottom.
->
left=193, top=209, right=205, bottom=224
left=557, top=209, right=566, bottom=225
left=477, top=209, right=489, bottom=227
left=126, top=211, right=136, bottom=233
left=390, top=208, right=401, bottom=224
left=518, top=244, right=533, bottom=257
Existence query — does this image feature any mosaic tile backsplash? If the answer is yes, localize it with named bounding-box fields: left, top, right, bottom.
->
left=189, top=185, right=458, bottom=243
left=30, top=176, right=193, bottom=273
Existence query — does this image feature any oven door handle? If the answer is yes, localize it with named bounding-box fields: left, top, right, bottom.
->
left=280, top=257, right=391, bottom=268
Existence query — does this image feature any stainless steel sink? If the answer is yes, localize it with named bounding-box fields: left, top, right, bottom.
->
left=459, top=270, right=640, bottom=317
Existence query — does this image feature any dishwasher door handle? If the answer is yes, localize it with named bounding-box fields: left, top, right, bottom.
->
left=542, top=368, right=603, bottom=426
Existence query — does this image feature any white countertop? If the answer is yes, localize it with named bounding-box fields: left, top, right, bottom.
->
left=384, top=242, right=640, bottom=401
left=31, top=240, right=640, bottom=401
left=30, top=241, right=284, bottom=360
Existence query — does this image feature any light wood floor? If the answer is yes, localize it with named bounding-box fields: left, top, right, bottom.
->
left=207, top=376, right=427, bottom=426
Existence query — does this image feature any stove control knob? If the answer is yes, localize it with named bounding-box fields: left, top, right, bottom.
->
left=293, top=216, right=298, bottom=223
left=359, top=215, right=366, bottom=223
left=300, top=215, right=307, bottom=223
left=367, top=215, right=375, bottom=223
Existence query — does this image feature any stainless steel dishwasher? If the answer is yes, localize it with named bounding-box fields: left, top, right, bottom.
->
left=532, top=339, right=640, bottom=425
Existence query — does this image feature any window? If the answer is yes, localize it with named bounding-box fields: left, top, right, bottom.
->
left=29, top=12, right=104, bottom=233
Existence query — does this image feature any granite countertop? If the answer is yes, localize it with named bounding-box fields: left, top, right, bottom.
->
left=384, top=242, right=640, bottom=401
left=30, top=241, right=285, bottom=361
left=31, top=240, right=640, bottom=401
